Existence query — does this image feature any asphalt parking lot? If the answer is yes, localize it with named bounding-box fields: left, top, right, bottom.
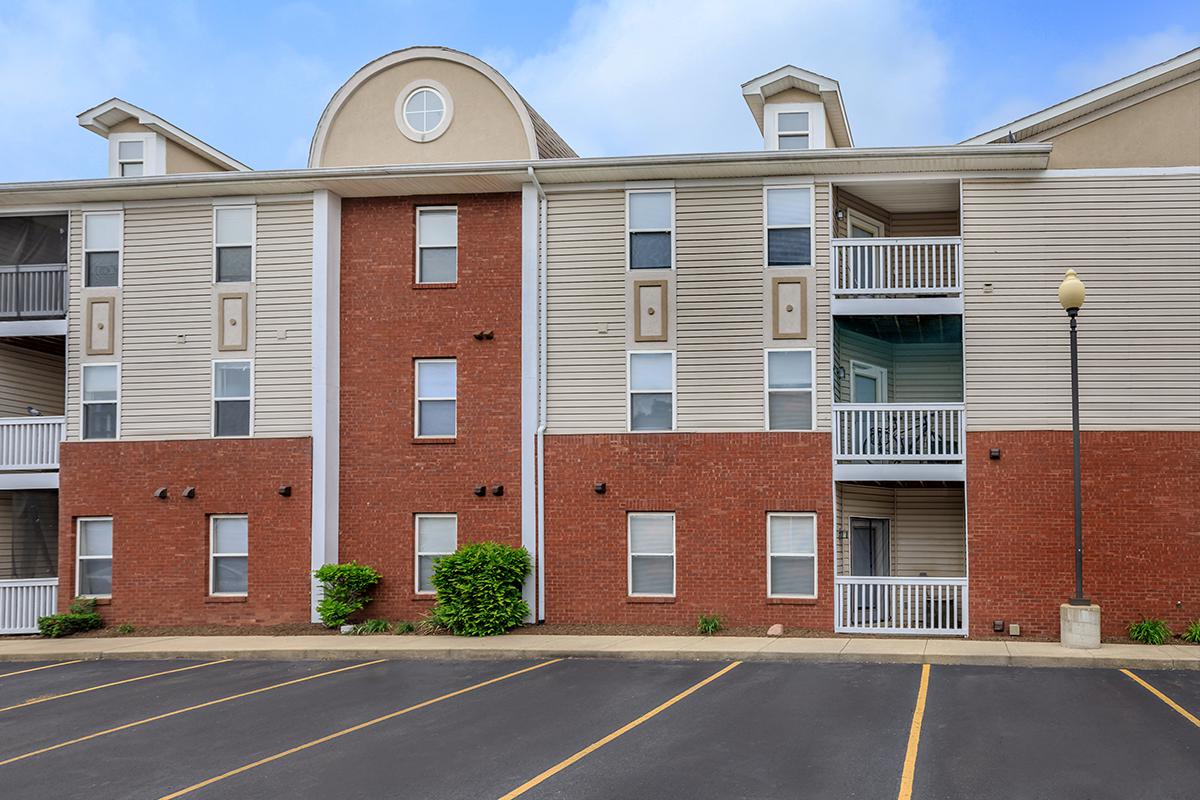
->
left=0, top=656, right=1195, bottom=799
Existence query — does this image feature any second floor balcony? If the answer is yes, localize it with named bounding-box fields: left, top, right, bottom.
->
left=0, top=416, right=65, bottom=478
left=1, top=214, right=69, bottom=333
left=0, top=264, right=69, bottom=321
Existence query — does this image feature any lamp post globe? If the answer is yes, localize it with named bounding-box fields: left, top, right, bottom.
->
left=1061, top=269, right=1089, bottom=607
left=1058, top=268, right=1086, bottom=312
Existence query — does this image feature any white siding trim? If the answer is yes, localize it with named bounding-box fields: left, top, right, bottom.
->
left=310, top=189, right=340, bottom=621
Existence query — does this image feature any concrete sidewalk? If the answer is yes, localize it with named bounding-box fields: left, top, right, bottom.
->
left=1, top=633, right=1197, bottom=669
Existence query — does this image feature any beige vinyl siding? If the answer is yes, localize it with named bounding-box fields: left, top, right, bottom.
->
left=834, top=329, right=893, bottom=403
left=836, top=484, right=965, bottom=577
left=833, top=188, right=890, bottom=237
left=962, top=174, right=1200, bottom=430
left=892, top=343, right=963, bottom=402
left=0, top=344, right=63, bottom=417
left=812, top=183, right=832, bottom=431
left=253, top=199, right=313, bottom=437
left=676, top=185, right=764, bottom=430
left=890, top=211, right=960, bottom=237
left=65, top=209, right=83, bottom=440
left=545, top=190, right=626, bottom=432
left=0, top=489, right=57, bottom=580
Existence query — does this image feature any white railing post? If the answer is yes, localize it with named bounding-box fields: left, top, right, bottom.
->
left=833, top=576, right=967, bottom=635
left=833, top=404, right=964, bottom=462
left=0, top=578, right=59, bottom=634
left=830, top=237, right=963, bottom=296
left=0, top=416, right=66, bottom=471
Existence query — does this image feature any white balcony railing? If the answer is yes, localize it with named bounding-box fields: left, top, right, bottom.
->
left=835, top=576, right=967, bottom=635
left=0, top=264, right=69, bottom=319
left=0, top=416, right=65, bottom=471
left=0, top=578, right=58, bottom=634
left=832, top=237, right=962, bottom=296
left=833, top=404, right=964, bottom=462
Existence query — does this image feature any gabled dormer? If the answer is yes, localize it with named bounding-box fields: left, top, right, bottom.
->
left=741, top=65, right=854, bottom=150
left=76, top=98, right=250, bottom=177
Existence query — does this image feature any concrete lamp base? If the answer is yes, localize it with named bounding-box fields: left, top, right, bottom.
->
left=1060, top=603, right=1102, bottom=649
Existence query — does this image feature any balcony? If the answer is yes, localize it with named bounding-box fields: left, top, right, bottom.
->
left=0, top=417, right=64, bottom=487
left=833, top=403, right=965, bottom=481
left=1, top=214, right=69, bottom=336
left=832, top=237, right=963, bottom=314
left=0, top=264, right=68, bottom=320
left=834, top=576, right=967, bottom=635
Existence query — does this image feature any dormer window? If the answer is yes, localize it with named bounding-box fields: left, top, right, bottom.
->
left=117, top=140, right=144, bottom=176
left=395, top=80, right=454, bottom=143
left=776, top=112, right=810, bottom=150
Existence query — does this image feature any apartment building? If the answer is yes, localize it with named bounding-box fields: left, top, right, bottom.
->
left=0, top=46, right=1195, bottom=640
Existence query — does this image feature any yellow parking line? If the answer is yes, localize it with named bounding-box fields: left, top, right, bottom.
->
left=156, top=659, right=563, bottom=800
left=897, top=663, right=931, bottom=800
left=497, top=661, right=742, bottom=800
left=0, top=661, right=82, bottom=680
left=1121, top=668, right=1200, bottom=728
left=0, top=659, right=386, bottom=767
left=0, top=660, right=230, bottom=713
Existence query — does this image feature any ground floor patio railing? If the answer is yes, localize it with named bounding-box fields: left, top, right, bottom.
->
left=0, top=577, right=58, bottom=634
left=834, top=576, right=967, bottom=635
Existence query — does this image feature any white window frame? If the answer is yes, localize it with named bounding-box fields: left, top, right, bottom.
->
left=209, top=515, right=249, bottom=597
left=767, top=512, right=818, bottom=599
left=108, top=132, right=164, bottom=177
left=627, top=350, right=676, bottom=433
left=625, top=188, right=675, bottom=271
left=850, top=360, right=889, bottom=403
left=395, top=79, right=455, bottom=143
left=414, top=513, right=458, bottom=594
left=80, top=362, right=120, bottom=441
left=76, top=516, right=113, bottom=599
left=212, top=203, right=256, bottom=283
left=763, top=184, right=815, bottom=268
left=82, top=210, right=123, bottom=288
left=212, top=359, right=254, bottom=438
left=414, top=358, right=457, bottom=438
left=764, top=102, right=827, bottom=150
left=415, top=206, right=458, bottom=284
left=846, top=209, right=885, bottom=239
left=764, top=348, right=816, bottom=432
left=627, top=512, right=676, bottom=598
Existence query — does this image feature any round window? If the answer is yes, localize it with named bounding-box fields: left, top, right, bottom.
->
left=403, top=88, right=445, bottom=134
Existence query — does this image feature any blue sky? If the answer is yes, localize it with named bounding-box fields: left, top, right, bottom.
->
left=1, top=0, right=1196, bottom=181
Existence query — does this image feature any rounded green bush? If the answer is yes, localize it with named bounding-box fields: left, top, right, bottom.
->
left=313, top=562, right=381, bottom=628
left=431, top=542, right=531, bottom=636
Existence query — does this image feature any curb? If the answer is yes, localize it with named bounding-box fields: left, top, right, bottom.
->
left=0, top=646, right=1194, bottom=670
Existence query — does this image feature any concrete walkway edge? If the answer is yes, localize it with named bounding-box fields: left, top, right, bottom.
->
left=1, top=635, right=1197, bottom=669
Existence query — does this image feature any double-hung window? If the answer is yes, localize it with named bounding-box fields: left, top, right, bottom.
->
left=83, top=212, right=121, bottom=287
left=116, top=139, right=145, bottom=176
left=765, top=187, right=812, bottom=267
left=214, top=206, right=254, bottom=282
left=213, top=360, right=252, bottom=437
left=767, top=514, right=817, bottom=598
left=765, top=349, right=814, bottom=431
left=82, top=363, right=118, bottom=440
left=628, top=513, right=675, bottom=597
left=77, top=518, right=113, bottom=598
left=627, top=190, right=673, bottom=269
left=416, top=207, right=457, bottom=283
left=415, top=514, right=457, bottom=594
left=415, top=359, right=456, bottom=437
left=210, top=516, right=248, bottom=596
left=628, top=351, right=674, bottom=432
left=776, top=111, right=810, bottom=150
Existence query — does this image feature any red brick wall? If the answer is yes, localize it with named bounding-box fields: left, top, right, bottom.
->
left=967, top=431, right=1200, bottom=638
left=57, top=438, right=312, bottom=625
left=543, top=433, right=833, bottom=629
left=338, top=194, right=523, bottom=620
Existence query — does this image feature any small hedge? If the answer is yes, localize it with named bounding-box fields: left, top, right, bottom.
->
left=431, top=542, right=531, bottom=637
left=1128, top=617, right=1171, bottom=645
left=313, top=562, right=381, bottom=628
left=38, top=597, right=103, bottom=638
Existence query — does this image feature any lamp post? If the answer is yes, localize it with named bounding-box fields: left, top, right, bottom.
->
left=1058, top=269, right=1089, bottom=606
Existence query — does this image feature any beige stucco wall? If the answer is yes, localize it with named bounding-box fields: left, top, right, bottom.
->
left=317, top=57, right=532, bottom=167
left=105, top=119, right=231, bottom=174
left=1045, top=80, right=1200, bottom=168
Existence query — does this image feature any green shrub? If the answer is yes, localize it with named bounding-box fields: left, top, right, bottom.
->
left=431, top=542, right=531, bottom=637
left=1128, top=618, right=1172, bottom=645
left=348, top=618, right=391, bottom=635
left=697, top=614, right=723, bottom=635
left=1182, top=620, right=1200, bottom=644
left=38, top=597, right=103, bottom=638
left=116, top=623, right=135, bottom=635
left=313, top=562, right=381, bottom=628
left=417, top=607, right=450, bottom=634
left=393, top=621, right=415, bottom=634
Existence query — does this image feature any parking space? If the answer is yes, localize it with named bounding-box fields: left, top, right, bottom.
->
left=0, top=656, right=1194, bottom=799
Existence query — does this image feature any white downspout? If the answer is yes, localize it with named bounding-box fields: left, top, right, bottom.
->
left=528, top=166, right=548, bottom=622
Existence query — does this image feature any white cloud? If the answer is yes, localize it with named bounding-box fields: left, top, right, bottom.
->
left=508, top=0, right=952, bottom=155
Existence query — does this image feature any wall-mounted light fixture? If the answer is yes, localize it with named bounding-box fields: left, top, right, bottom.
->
left=473, top=485, right=487, bottom=497
left=277, top=485, right=292, bottom=497
left=989, top=448, right=1001, bottom=460
left=835, top=209, right=846, bottom=221
left=153, top=487, right=168, bottom=500
left=833, top=364, right=846, bottom=381
left=593, top=482, right=606, bottom=494
left=491, top=484, right=504, bottom=497
left=473, top=330, right=496, bottom=341
left=993, top=619, right=1004, bottom=633
left=182, top=486, right=196, bottom=499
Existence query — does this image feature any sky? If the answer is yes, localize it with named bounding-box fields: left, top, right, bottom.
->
left=0, top=0, right=1197, bottom=181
